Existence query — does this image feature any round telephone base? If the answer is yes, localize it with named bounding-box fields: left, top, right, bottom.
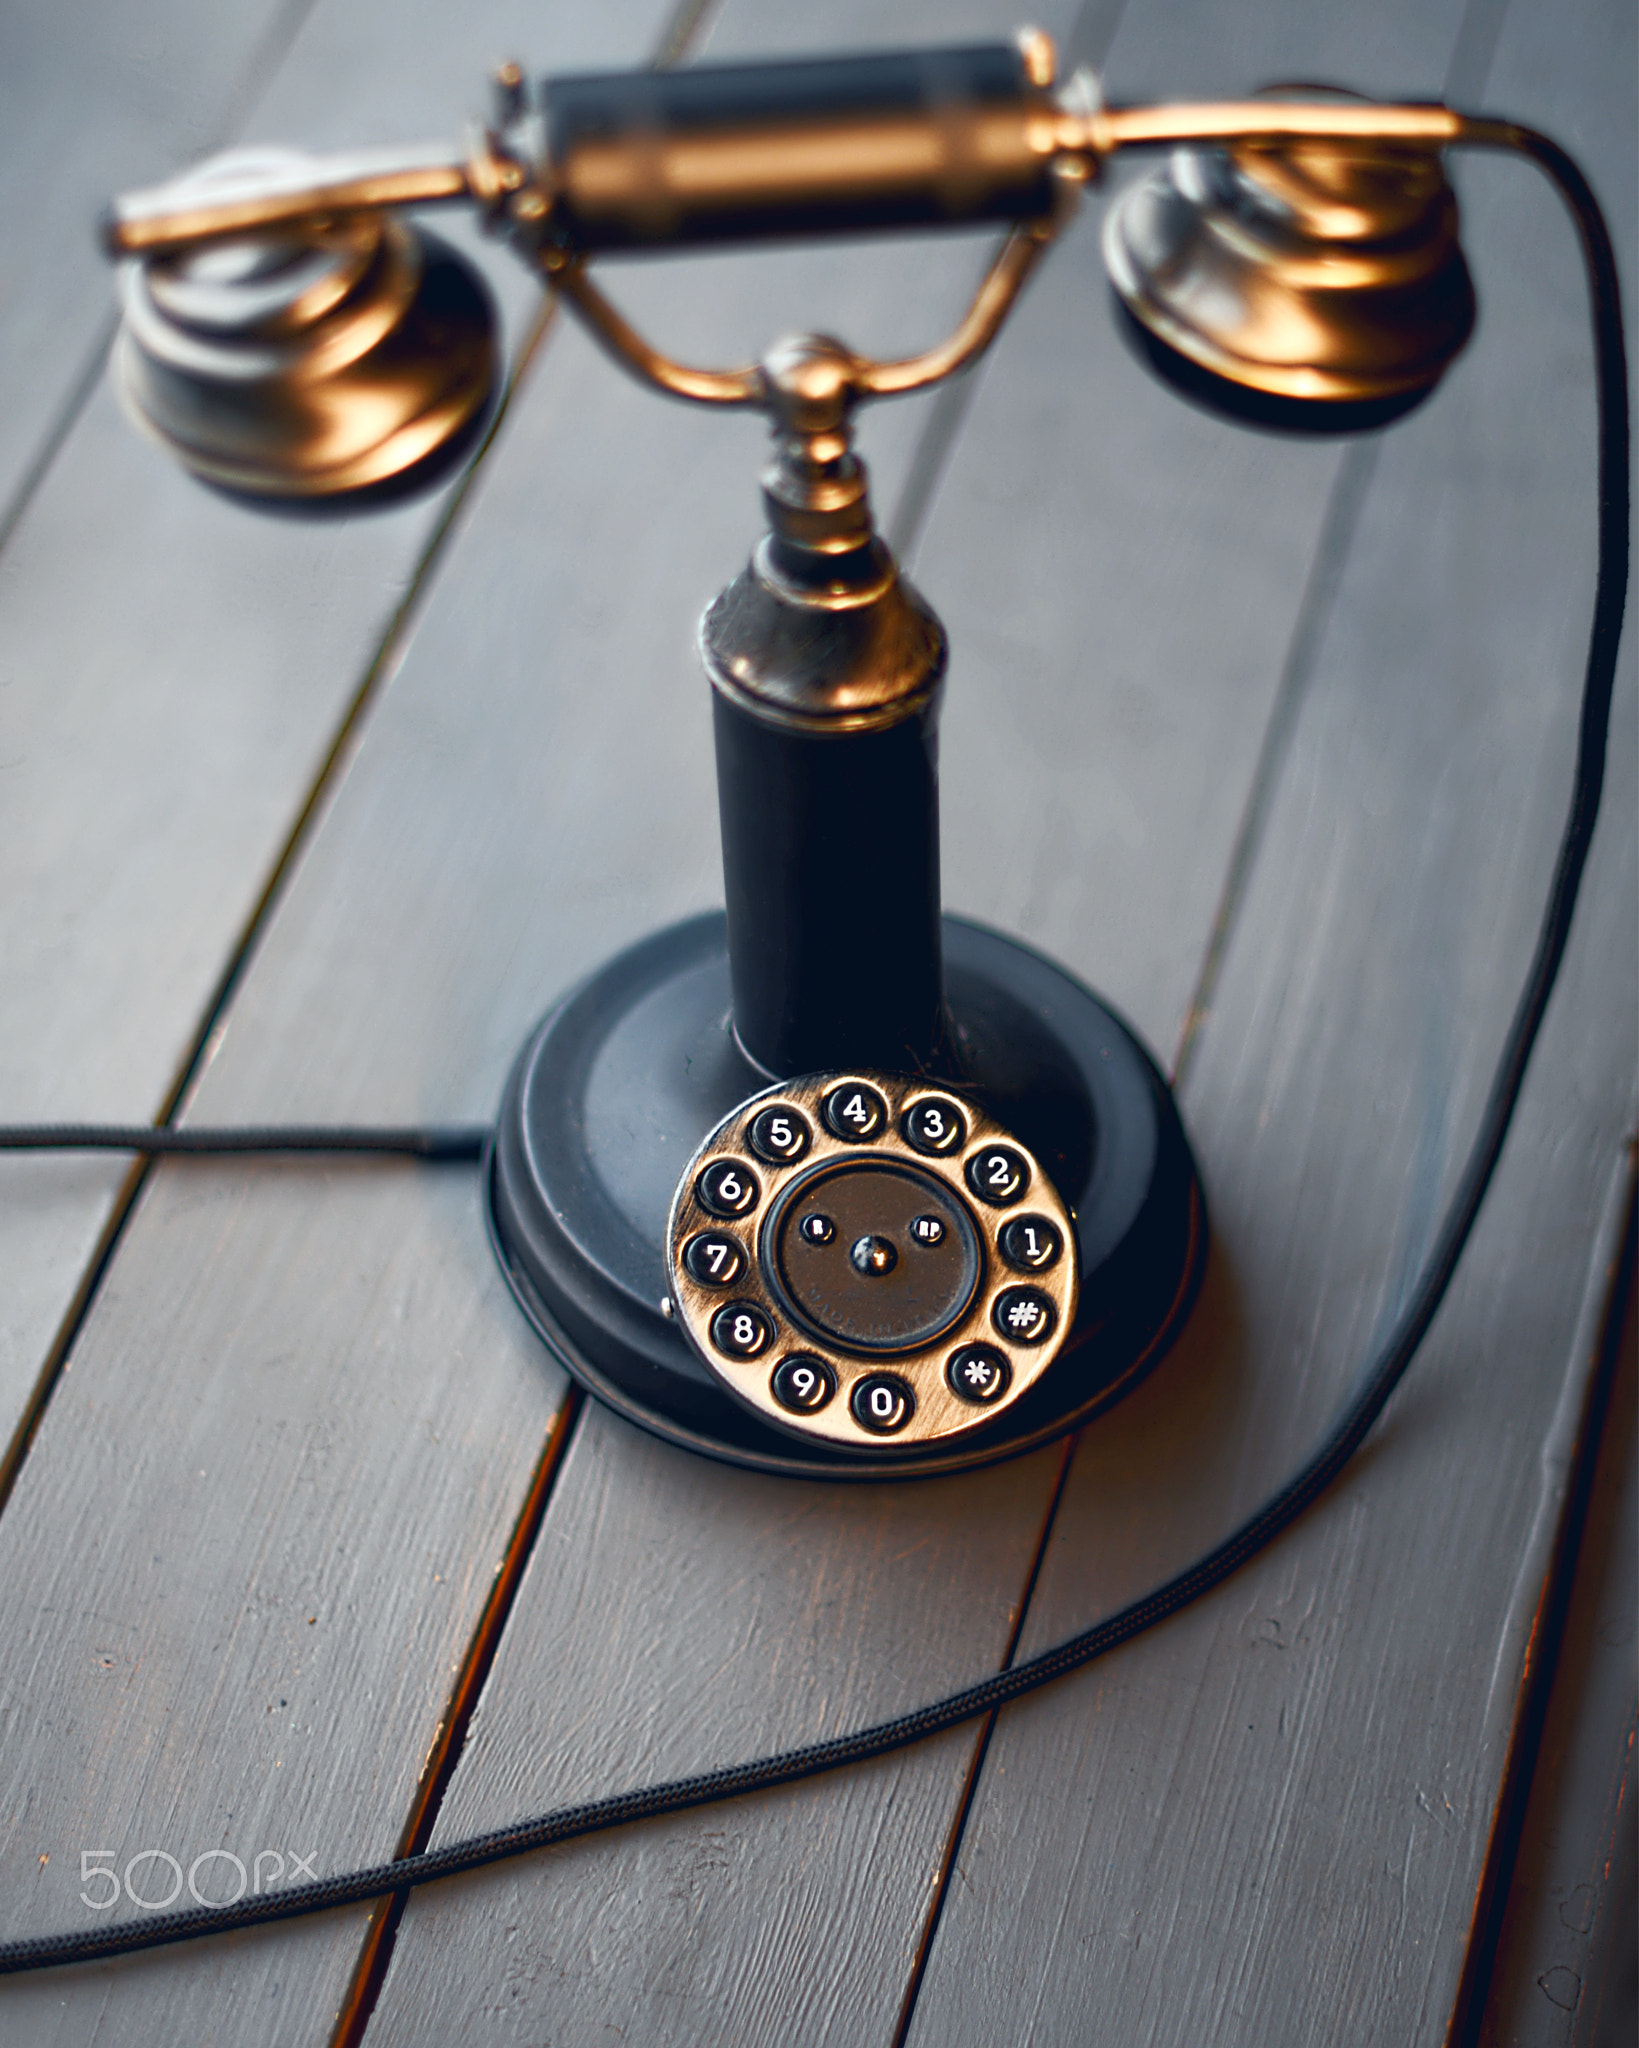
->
left=486, top=912, right=1205, bottom=1479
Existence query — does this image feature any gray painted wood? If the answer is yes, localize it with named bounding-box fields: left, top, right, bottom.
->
left=356, top=4, right=1552, bottom=2044
left=902, top=0, right=1639, bottom=2037
left=0, top=0, right=298, bottom=528
left=1476, top=1285, right=1636, bottom=2048
left=0, top=0, right=624, bottom=1450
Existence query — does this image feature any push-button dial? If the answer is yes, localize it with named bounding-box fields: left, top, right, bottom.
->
left=946, top=1344, right=1011, bottom=1404
left=966, top=1144, right=1030, bottom=1207
left=902, top=1096, right=966, bottom=1156
left=749, top=1105, right=811, bottom=1165
left=993, top=1286, right=1055, bottom=1344
left=772, top=1355, right=836, bottom=1414
left=667, top=1071, right=1079, bottom=1453
left=711, top=1301, right=774, bottom=1358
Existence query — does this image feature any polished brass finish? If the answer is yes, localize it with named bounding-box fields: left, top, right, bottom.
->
left=104, top=144, right=475, bottom=258
left=543, top=197, right=1066, bottom=417
left=100, top=69, right=1511, bottom=500
left=698, top=333, right=947, bottom=734
left=114, top=152, right=496, bottom=499
left=667, top=1073, right=1079, bottom=1452
left=1101, top=92, right=1475, bottom=415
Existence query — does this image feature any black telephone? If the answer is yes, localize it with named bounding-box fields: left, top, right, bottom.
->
left=97, top=33, right=1576, bottom=1481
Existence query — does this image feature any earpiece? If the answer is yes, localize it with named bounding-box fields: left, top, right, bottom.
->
left=1101, top=91, right=1476, bottom=433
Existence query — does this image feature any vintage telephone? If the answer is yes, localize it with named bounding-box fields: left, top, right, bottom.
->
left=0, top=22, right=1627, bottom=1980
left=96, top=30, right=1618, bottom=1479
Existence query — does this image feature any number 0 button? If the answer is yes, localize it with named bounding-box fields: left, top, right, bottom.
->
left=772, top=1355, right=835, bottom=1414
left=966, top=1145, right=1030, bottom=1207
left=696, top=1159, right=759, bottom=1218
left=822, top=1083, right=887, bottom=1142
left=850, top=1373, right=914, bottom=1434
left=748, top=1106, right=811, bottom=1165
left=711, top=1302, right=774, bottom=1358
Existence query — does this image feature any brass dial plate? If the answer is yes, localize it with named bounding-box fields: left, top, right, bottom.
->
left=666, top=1071, right=1079, bottom=1452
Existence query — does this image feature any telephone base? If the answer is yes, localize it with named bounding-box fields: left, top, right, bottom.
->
left=486, top=912, right=1205, bottom=1478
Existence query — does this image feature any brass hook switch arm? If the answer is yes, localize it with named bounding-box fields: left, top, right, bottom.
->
left=1079, top=97, right=1463, bottom=159
left=103, top=144, right=476, bottom=259
left=544, top=258, right=765, bottom=408
left=859, top=186, right=1071, bottom=401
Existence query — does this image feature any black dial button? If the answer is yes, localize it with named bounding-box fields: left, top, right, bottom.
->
left=799, top=1212, right=836, bottom=1246
left=993, top=1287, right=1055, bottom=1345
left=771, top=1355, right=835, bottom=1414
left=822, top=1083, right=888, bottom=1143
left=999, top=1215, right=1062, bottom=1273
left=966, top=1145, right=1030, bottom=1207
left=683, top=1232, right=745, bottom=1287
left=711, top=1301, right=774, bottom=1359
left=909, top=1214, right=945, bottom=1247
left=748, top=1105, right=811, bottom=1165
left=696, top=1159, right=759, bottom=1218
left=850, top=1373, right=914, bottom=1434
left=946, top=1345, right=1011, bottom=1405
left=901, top=1096, right=966, bottom=1156
left=776, top=1163, right=978, bottom=1353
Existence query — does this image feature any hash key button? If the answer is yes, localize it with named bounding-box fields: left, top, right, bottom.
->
left=993, top=1286, right=1055, bottom=1345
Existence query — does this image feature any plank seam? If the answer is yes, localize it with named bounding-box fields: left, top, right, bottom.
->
left=329, top=1388, right=586, bottom=2048
left=1445, top=1166, right=1638, bottom=2048
left=0, top=291, right=559, bottom=1537
left=888, top=1430, right=1080, bottom=2048
left=0, top=0, right=327, bottom=572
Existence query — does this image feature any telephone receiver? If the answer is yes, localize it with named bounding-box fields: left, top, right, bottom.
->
left=102, top=31, right=1502, bottom=1477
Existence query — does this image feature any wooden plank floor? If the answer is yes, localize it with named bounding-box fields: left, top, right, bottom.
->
left=0, top=0, right=1632, bottom=2042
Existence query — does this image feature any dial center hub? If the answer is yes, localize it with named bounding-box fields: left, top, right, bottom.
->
left=773, top=1162, right=978, bottom=1352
